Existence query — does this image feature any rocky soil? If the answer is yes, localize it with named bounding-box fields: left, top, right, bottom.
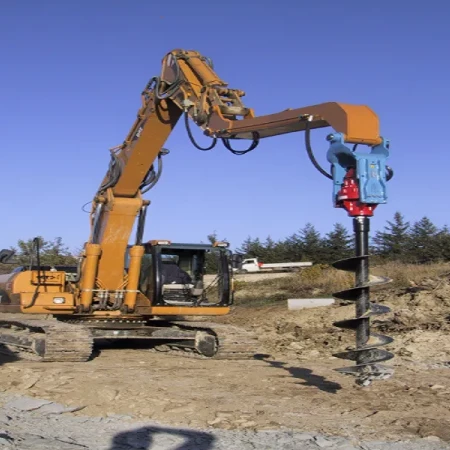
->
left=0, top=273, right=450, bottom=448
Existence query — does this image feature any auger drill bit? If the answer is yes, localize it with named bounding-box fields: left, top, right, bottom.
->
left=324, top=132, right=395, bottom=386
left=331, top=217, right=394, bottom=386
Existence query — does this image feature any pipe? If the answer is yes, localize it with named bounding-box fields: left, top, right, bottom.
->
left=354, top=216, right=370, bottom=355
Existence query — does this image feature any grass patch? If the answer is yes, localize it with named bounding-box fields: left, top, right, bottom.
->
left=234, top=262, right=450, bottom=307
left=371, top=261, right=450, bottom=288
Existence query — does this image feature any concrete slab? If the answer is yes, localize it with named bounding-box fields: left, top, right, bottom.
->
left=287, top=298, right=335, bottom=310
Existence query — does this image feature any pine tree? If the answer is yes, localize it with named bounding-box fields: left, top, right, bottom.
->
left=283, top=232, right=303, bottom=261
left=204, top=231, right=231, bottom=274
left=235, top=236, right=265, bottom=259
left=408, top=216, right=439, bottom=263
left=273, top=240, right=292, bottom=263
left=372, top=211, right=410, bottom=260
left=435, top=225, right=450, bottom=261
left=206, top=231, right=218, bottom=245
left=258, top=236, right=273, bottom=262
left=323, top=223, right=353, bottom=263
left=295, top=223, right=326, bottom=263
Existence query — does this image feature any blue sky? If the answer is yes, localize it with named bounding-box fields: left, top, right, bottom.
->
left=1, top=1, right=449, bottom=252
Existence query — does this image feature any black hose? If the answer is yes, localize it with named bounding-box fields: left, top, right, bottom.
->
left=386, top=166, right=394, bottom=181
left=151, top=76, right=183, bottom=101
left=24, top=238, right=42, bottom=309
left=141, top=154, right=164, bottom=194
left=147, top=54, right=183, bottom=102
left=98, top=153, right=122, bottom=193
left=304, top=120, right=333, bottom=179
left=184, top=112, right=217, bottom=151
left=140, top=160, right=157, bottom=189
left=221, top=132, right=260, bottom=155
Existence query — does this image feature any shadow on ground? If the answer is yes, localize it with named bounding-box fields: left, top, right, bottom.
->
left=110, top=425, right=215, bottom=450
left=0, top=344, right=21, bottom=366
left=255, top=355, right=342, bottom=394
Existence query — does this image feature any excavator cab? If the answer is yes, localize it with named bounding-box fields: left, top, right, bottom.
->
left=124, top=240, right=234, bottom=307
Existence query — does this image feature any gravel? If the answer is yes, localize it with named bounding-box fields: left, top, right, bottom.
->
left=0, top=393, right=449, bottom=449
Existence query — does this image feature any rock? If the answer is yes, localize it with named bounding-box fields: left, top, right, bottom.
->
left=5, top=396, right=52, bottom=412
left=335, top=446, right=362, bottom=450
left=207, top=417, right=222, bottom=425
left=4, top=396, right=84, bottom=416
left=216, top=411, right=234, bottom=418
left=106, top=413, right=133, bottom=420
left=0, top=430, right=13, bottom=443
left=398, top=347, right=413, bottom=357
left=20, top=376, right=40, bottom=390
left=239, top=421, right=257, bottom=428
left=314, top=435, right=334, bottom=447
left=0, top=437, right=13, bottom=448
left=288, top=342, right=304, bottom=351
left=164, top=405, right=194, bottom=414
left=293, top=433, right=315, bottom=441
left=0, top=411, right=11, bottom=423
left=37, top=402, right=86, bottom=415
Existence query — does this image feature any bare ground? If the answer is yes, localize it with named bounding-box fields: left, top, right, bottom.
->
left=0, top=270, right=450, bottom=447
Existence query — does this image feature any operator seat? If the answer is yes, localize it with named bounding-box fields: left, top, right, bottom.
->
left=161, top=260, right=192, bottom=285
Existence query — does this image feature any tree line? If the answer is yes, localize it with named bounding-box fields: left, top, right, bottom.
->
left=0, top=237, right=78, bottom=274
left=231, top=212, right=450, bottom=265
left=1, top=212, right=449, bottom=276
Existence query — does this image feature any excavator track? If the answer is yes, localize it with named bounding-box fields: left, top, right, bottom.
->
left=0, top=317, right=260, bottom=362
left=0, top=319, right=93, bottom=362
left=153, top=321, right=261, bottom=360
left=59, top=318, right=261, bottom=360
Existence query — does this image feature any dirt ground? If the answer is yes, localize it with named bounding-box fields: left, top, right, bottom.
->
left=0, top=273, right=450, bottom=446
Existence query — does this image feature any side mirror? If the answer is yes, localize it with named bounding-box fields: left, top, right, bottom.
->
left=0, top=249, right=17, bottom=265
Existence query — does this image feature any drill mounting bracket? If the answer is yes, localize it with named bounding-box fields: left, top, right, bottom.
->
left=326, top=133, right=390, bottom=208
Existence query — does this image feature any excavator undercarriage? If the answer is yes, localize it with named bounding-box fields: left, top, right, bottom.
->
left=0, top=240, right=260, bottom=363
left=0, top=317, right=260, bottom=362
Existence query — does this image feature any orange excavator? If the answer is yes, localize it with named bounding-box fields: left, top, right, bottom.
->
left=0, top=49, right=394, bottom=384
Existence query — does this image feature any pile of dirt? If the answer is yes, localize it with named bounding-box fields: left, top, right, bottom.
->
left=375, top=275, right=450, bottom=333
left=220, top=273, right=450, bottom=365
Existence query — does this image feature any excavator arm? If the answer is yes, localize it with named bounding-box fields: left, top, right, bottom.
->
left=80, top=48, right=387, bottom=315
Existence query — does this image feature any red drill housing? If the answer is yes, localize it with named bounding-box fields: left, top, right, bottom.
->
left=336, top=168, right=377, bottom=217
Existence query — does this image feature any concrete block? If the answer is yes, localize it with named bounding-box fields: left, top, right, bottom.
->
left=287, top=298, right=335, bottom=310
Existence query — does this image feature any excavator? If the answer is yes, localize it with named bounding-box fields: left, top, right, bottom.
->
left=0, top=49, right=395, bottom=385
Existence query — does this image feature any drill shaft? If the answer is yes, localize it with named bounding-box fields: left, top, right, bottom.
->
left=354, top=216, right=370, bottom=356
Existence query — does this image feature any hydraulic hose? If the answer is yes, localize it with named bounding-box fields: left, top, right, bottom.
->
left=221, top=132, right=260, bottom=155
left=184, top=111, right=217, bottom=151
left=304, top=119, right=333, bottom=180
